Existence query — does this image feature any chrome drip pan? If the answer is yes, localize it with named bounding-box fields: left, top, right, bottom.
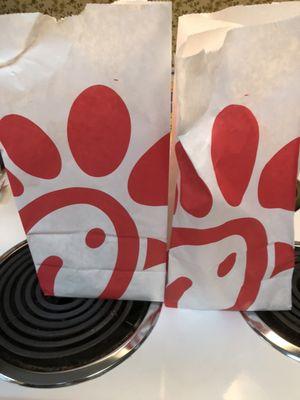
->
left=243, top=243, right=300, bottom=362
left=0, top=241, right=161, bottom=388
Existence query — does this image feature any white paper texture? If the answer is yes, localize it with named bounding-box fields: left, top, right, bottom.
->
left=0, top=2, right=171, bottom=301
left=168, top=2, right=300, bottom=310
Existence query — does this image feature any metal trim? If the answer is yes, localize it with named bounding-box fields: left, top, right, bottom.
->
left=242, top=241, right=300, bottom=362
left=0, top=239, right=27, bottom=262
left=242, top=311, right=300, bottom=362
left=0, top=242, right=162, bottom=388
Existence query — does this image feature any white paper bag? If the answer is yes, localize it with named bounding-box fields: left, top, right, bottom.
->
left=167, top=2, right=300, bottom=310
left=0, top=2, right=171, bottom=301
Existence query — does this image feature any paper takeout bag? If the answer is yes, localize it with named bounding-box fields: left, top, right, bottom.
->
left=0, top=1, right=171, bottom=301
left=167, top=2, right=300, bottom=310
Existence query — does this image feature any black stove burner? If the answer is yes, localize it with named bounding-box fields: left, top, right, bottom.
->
left=256, top=247, right=300, bottom=347
left=0, top=242, right=160, bottom=387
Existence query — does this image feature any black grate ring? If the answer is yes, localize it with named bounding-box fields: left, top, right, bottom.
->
left=256, top=246, right=300, bottom=347
left=0, top=242, right=152, bottom=373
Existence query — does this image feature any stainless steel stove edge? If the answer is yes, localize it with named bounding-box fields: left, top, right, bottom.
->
left=242, top=241, right=300, bottom=363
left=241, top=311, right=300, bottom=363
left=0, top=242, right=162, bottom=388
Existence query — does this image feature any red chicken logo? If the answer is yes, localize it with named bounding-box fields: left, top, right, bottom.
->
left=0, top=85, right=169, bottom=299
left=166, top=104, right=299, bottom=310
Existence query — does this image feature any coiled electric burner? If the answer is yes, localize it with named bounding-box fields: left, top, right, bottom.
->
left=0, top=241, right=161, bottom=387
left=243, top=245, right=300, bottom=362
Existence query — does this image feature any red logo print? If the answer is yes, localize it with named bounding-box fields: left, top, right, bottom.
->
left=0, top=85, right=169, bottom=298
left=168, top=104, right=299, bottom=310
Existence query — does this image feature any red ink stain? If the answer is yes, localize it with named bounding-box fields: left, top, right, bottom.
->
left=85, top=228, right=106, bottom=249
left=0, top=115, right=61, bottom=179
left=144, top=238, right=167, bottom=269
left=37, top=255, right=63, bottom=296
left=258, top=138, right=300, bottom=211
left=176, top=141, right=212, bottom=217
left=128, top=133, right=170, bottom=206
left=6, top=169, right=24, bottom=197
left=271, top=242, right=295, bottom=277
left=217, top=252, right=237, bottom=277
left=165, top=276, right=193, bottom=308
left=211, top=105, right=259, bottom=206
left=68, top=85, right=131, bottom=177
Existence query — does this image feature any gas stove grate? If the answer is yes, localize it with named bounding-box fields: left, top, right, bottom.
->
left=243, top=246, right=300, bottom=362
left=0, top=242, right=161, bottom=387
